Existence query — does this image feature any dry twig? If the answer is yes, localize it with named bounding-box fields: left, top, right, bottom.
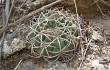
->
left=14, top=60, right=22, bottom=70
left=73, top=0, right=93, bottom=70
left=0, top=0, right=63, bottom=35
left=77, top=39, right=92, bottom=70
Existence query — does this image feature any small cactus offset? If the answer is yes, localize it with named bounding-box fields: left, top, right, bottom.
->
left=27, top=8, right=79, bottom=59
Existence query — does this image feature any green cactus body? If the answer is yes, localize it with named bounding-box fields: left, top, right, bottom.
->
left=28, top=9, right=79, bottom=58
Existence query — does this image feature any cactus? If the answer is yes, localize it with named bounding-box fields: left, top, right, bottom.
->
left=27, top=8, right=79, bottom=59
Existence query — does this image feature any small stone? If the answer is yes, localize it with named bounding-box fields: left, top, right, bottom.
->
left=92, top=30, right=104, bottom=42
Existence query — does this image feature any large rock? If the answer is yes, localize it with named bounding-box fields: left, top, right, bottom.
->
left=2, top=30, right=26, bottom=58
left=3, top=38, right=26, bottom=58
left=17, top=60, right=74, bottom=70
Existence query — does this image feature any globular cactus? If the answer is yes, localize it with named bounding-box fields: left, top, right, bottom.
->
left=27, top=8, right=79, bottom=59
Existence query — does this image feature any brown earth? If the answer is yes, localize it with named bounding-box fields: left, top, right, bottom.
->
left=15, top=0, right=110, bottom=17
left=60, top=0, right=110, bottom=17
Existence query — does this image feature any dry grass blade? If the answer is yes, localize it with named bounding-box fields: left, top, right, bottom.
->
left=5, top=0, right=10, bottom=25
left=94, top=0, right=105, bottom=16
left=100, top=0, right=110, bottom=7
left=5, top=0, right=15, bottom=25
left=0, top=0, right=15, bottom=64
left=0, top=0, right=15, bottom=44
left=14, top=60, right=22, bottom=70
left=73, top=0, right=92, bottom=70
left=0, top=0, right=63, bottom=35
left=77, top=39, right=92, bottom=70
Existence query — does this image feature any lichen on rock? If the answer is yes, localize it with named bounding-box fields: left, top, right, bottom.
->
left=3, top=38, right=26, bottom=58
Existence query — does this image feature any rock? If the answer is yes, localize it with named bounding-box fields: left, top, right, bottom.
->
left=3, top=38, right=26, bottom=58
left=47, top=62, right=74, bottom=70
left=17, top=60, right=37, bottom=70
left=17, top=60, right=74, bottom=70
left=92, top=30, right=104, bottom=42
left=2, top=30, right=26, bottom=58
left=91, top=59, right=105, bottom=70
left=91, top=59, right=110, bottom=70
